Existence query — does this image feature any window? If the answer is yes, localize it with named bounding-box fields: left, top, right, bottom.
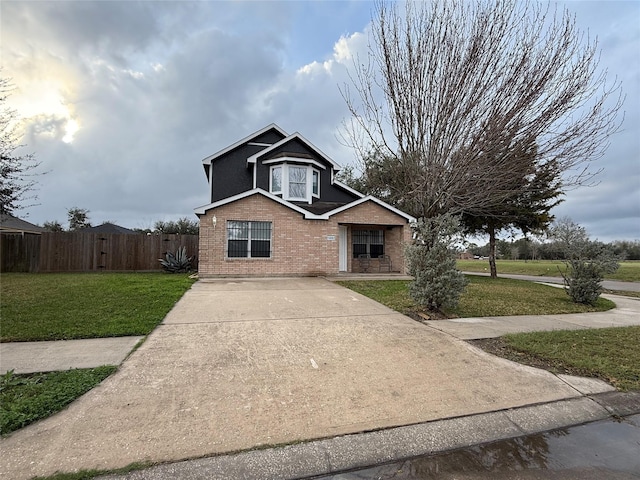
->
left=271, top=166, right=282, bottom=194
left=312, top=169, right=319, bottom=197
left=352, top=230, right=384, bottom=258
left=227, top=221, right=272, bottom=258
left=288, top=166, right=307, bottom=200
left=269, top=164, right=321, bottom=202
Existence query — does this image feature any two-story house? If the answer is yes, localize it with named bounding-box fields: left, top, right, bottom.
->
left=194, top=124, right=415, bottom=276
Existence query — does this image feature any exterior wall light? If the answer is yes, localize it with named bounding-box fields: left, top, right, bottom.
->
left=212, top=215, right=217, bottom=229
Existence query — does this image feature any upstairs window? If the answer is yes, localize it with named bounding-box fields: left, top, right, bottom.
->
left=353, top=230, right=384, bottom=258
left=288, top=166, right=307, bottom=200
left=269, top=164, right=320, bottom=203
left=312, top=170, right=319, bottom=197
left=227, top=221, right=272, bottom=258
left=270, top=166, right=282, bottom=194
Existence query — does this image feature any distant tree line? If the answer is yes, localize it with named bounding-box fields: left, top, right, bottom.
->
left=468, top=238, right=640, bottom=261
left=41, top=207, right=199, bottom=235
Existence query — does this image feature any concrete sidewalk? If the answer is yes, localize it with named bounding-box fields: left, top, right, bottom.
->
left=0, top=336, right=144, bottom=374
left=1, top=278, right=638, bottom=480
left=426, top=294, right=640, bottom=340
left=464, top=271, right=640, bottom=292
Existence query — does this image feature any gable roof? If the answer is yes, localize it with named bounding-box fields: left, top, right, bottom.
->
left=0, top=214, right=45, bottom=234
left=194, top=188, right=416, bottom=223
left=247, top=132, right=342, bottom=172
left=201, top=123, right=288, bottom=167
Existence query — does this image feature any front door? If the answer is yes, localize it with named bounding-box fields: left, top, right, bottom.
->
left=338, top=225, right=348, bottom=272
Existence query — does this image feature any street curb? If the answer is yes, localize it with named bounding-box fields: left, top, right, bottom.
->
left=98, top=391, right=640, bottom=480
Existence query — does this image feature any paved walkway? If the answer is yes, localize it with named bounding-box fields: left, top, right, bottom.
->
left=0, top=336, right=144, bottom=374
left=464, top=271, right=640, bottom=292
left=426, top=294, right=640, bottom=340
left=1, top=278, right=639, bottom=480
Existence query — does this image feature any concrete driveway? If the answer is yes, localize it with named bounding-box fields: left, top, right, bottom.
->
left=0, top=277, right=605, bottom=479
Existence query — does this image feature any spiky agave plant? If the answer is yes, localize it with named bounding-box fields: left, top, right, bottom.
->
left=159, top=246, right=194, bottom=273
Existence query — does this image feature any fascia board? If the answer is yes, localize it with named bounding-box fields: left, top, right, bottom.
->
left=262, top=157, right=327, bottom=170
left=323, top=196, right=417, bottom=223
left=194, top=188, right=325, bottom=219
left=201, top=124, right=288, bottom=166
left=247, top=133, right=342, bottom=172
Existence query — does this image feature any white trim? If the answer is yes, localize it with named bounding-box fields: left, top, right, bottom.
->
left=247, top=142, right=272, bottom=147
left=323, top=196, right=417, bottom=223
left=201, top=124, right=288, bottom=165
left=246, top=132, right=342, bottom=171
left=338, top=225, right=348, bottom=272
left=194, top=189, right=323, bottom=218
left=252, top=163, right=257, bottom=189
left=195, top=189, right=416, bottom=223
left=262, top=157, right=326, bottom=170
left=312, top=169, right=320, bottom=199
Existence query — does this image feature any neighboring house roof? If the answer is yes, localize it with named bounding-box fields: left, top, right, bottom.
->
left=194, top=188, right=416, bottom=223
left=0, top=213, right=46, bottom=234
left=79, top=223, right=138, bottom=234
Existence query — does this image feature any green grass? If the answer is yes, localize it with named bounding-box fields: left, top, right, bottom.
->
left=337, top=276, right=615, bottom=318
left=0, top=366, right=117, bottom=435
left=31, top=463, right=153, bottom=480
left=457, top=259, right=640, bottom=282
left=1, top=273, right=196, bottom=342
left=502, top=327, right=640, bottom=391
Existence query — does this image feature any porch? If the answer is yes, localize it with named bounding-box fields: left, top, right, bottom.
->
left=337, top=223, right=409, bottom=275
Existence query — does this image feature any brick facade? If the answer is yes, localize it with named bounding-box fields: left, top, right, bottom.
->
left=198, top=193, right=412, bottom=277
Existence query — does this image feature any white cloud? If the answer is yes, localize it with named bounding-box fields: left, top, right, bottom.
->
left=0, top=0, right=637, bottom=243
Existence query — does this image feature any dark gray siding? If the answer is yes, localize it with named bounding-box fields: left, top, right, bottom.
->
left=252, top=130, right=285, bottom=145
left=209, top=129, right=361, bottom=205
left=321, top=175, right=361, bottom=203
left=265, top=138, right=313, bottom=157
left=211, top=144, right=263, bottom=202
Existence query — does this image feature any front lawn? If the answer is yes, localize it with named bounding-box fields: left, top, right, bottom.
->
left=337, top=276, right=615, bottom=318
left=474, top=326, right=640, bottom=391
left=457, top=259, right=640, bottom=283
left=1, top=273, right=196, bottom=342
left=1, top=367, right=117, bottom=435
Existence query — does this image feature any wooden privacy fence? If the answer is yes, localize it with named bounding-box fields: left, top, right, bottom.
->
left=1, top=232, right=199, bottom=273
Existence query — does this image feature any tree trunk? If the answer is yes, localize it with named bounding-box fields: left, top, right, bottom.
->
left=488, top=225, right=497, bottom=279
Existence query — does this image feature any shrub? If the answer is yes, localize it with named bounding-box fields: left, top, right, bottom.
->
left=405, top=214, right=467, bottom=312
left=561, top=247, right=619, bottom=305
left=550, top=218, right=619, bottom=305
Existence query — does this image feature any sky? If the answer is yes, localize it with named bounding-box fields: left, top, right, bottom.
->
left=1, top=0, right=638, bottom=242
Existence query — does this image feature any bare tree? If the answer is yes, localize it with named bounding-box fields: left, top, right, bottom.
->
left=1, top=76, right=42, bottom=215
left=341, top=0, right=623, bottom=220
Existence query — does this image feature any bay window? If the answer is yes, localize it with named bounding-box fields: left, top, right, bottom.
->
left=288, top=166, right=307, bottom=200
left=269, top=164, right=320, bottom=203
